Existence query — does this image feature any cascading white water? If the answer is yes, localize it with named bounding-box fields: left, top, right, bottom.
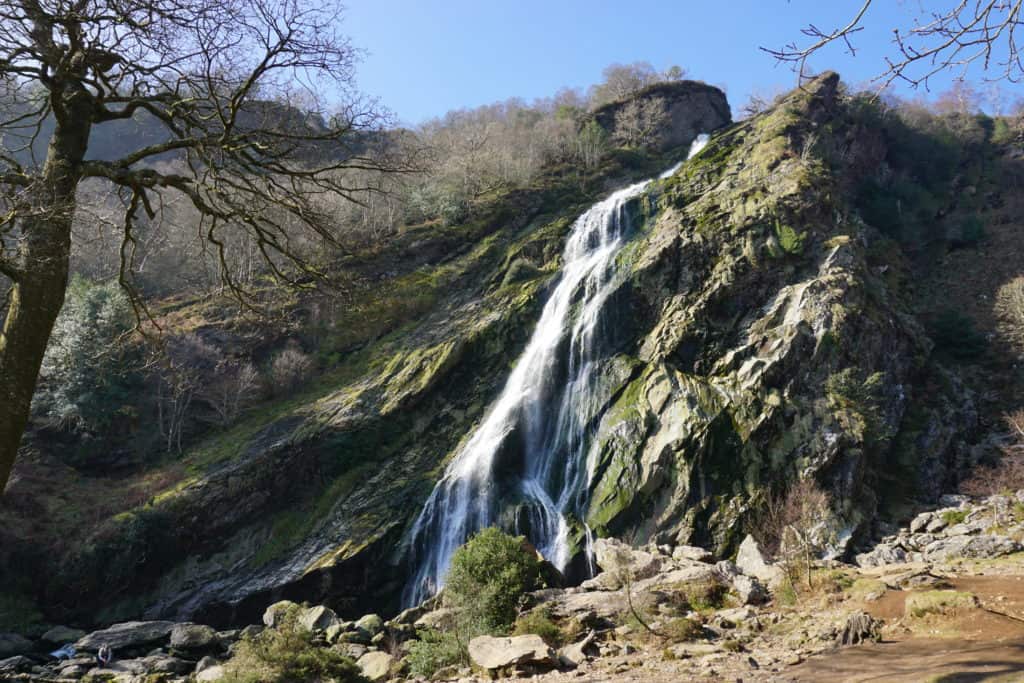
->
left=402, top=135, right=710, bottom=608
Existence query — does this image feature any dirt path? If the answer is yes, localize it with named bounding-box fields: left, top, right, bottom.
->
left=792, top=574, right=1024, bottom=682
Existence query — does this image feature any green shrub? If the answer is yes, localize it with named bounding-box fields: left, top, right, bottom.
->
left=221, top=607, right=367, bottom=683
left=34, top=275, right=141, bottom=434
left=682, top=579, right=729, bottom=613
left=663, top=617, right=703, bottom=642
left=405, top=629, right=466, bottom=678
left=512, top=608, right=564, bottom=647
left=928, top=309, right=987, bottom=361
left=941, top=509, right=968, bottom=526
left=444, top=527, right=544, bottom=633
left=957, top=216, right=986, bottom=246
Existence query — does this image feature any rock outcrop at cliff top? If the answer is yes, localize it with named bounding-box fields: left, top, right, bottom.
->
left=39, top=72, right=975, bottom=626
left=591, top=80, right=732, bottom=151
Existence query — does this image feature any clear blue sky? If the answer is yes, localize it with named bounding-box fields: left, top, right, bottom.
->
left=341, top=1, right=1024, bottom=125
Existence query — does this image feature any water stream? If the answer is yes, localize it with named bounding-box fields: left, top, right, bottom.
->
left=402, top=135, right=709, bottom=607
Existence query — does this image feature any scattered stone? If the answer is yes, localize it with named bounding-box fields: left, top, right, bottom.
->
left=558, top=630, right=598, bottom=667
left=333, top=642, right=368, bottom=660
left=75, top=621, right=176, bottom=652
left=415, top=607, right=456, bottom=630
left=197, top=663, right=226, bottom=681
left=41, top=625, right=87, bottom=645
left=855, top=543, right=908, bottom=568
left=299, top=605, right=340, bottom=632
left=593, top=537, right=664, bottom=582
left=356, top=650, right=395, bottom=681
left=732, top=574, right=768, bottom=605
left=0, top=633, right=33, bottom=658
left=262, top=600, right=300, bottom=628
left=355, top=613, right=384, bottom=637
left=668, top=643, right=721, bottom=659
left=909, top=512, right=933, bottom=534
left=938, top=494, right=969, bottom=507
left=238, top=624, right=263, bottom=640
left=170, top=622, right=220, bottom=650
left=392, top=604, right=428, bottom=625
left=195, top=656, right=221, bottom=674
left=0, top=656, right=32, bottom=674
left=923, top=535, right=1021, bottom=561
left=673, top=545, right=713, bottom=563
left=836, top=611, right=882, bottom=646
left=136, top=654, right=194, bottom=674
left=468, top=634, right=555, bottom=671
left=736, top=535, right=784, bottom=585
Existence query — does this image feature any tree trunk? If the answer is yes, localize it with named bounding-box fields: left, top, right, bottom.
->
left=0, top=88, right=91, bottom=494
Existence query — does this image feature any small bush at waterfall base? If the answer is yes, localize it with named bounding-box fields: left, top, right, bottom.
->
left=444, top=526, right=544, bottom=632
left=512, top=608, right=564, bottom=647
left=663, top=617, right=703, bottom=643
left=406, top=628, right=467, bottom=678
left=221, top=607, right=367, bottom=683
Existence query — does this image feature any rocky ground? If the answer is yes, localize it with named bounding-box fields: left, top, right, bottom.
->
left=5, top=491, right=1024, bottom=682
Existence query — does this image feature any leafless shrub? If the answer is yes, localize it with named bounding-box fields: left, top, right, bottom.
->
left=198, top=361, right=262, bottom=427
left=996, top=277, right=1024, bottom=351
left=961, top=410, right=1024, bottom=502
left=270, top=343, right=314, bottom=396
left=759, top=478, right=833, bottom=590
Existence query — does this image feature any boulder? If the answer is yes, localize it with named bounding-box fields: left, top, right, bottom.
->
left=735, top=535, right=784, bottom=585
left=195, top=656, right=221, bottom=674
left=262, top=600, right=300, bottom=628
left=41, top=625, right=87, bottom=645
left=333, top=642, right=368, bottom=660
left=197, top=664, right=226, bottom=681
left=414, top=607, right=456, bottom=630
left=593, top=538, right=664, bottom=582
left=634, top=565, right=720, bottom=592
left=909, top=512, right=933, bottom=534
left=468, top=634, right=555, bottom=671
left=558, top=630, right=598, bottom=668
left=0, top=655, right=32, bottom=674
left=238, top=624, right=263, bottom=640
left=715, top=606, right=758, bottom=627
left=673, top=545, right=713, bottom=563
left=836, top=611, right=882, bottom=646
left=938, top=494, right=969, bottom=507
left=923, top=535, right=1021, bottom=561
left=354, top=613, right=384, bottom=637
left=75, top=621, right=176, bottom=652
left=732, top=574, right=768, bottom=605
left=136, top=654, right=194, bottom=674
left=855, top=543, right=907, bottom=568
left=356, top=650, right=395, bottom=681
left=299, top=605, right=340, bottom=632
left=170, top=623, right=220, bottom=650
left=0, top=633, right=33, bottom=658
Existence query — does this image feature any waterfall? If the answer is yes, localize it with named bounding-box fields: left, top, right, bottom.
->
left=402, top=135, right=710, bottom=608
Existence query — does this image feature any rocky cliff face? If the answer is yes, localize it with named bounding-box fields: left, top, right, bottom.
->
left=592, top=80, right=732, bottom=150
left=14, top=74, right=980, bottom=628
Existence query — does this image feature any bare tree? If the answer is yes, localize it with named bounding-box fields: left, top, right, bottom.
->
left=197, top=359, right=261, bottom=427
left=0, top=0, right=412, bottom=492
left=612, top=97, right=669, bottom=147
left=589, top=61, right=662, bottom=107
left=766, top=1, right=1024, bottom=89
left=760, top=478, right=833, bottom=591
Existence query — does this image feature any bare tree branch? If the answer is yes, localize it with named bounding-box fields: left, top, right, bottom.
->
left=765, top=1, right=1024, bottom=90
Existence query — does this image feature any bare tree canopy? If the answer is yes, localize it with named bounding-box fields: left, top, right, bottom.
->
left=0, top=0, right=408, bottom=493
left=766, top=1, right=1024, bottom=89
